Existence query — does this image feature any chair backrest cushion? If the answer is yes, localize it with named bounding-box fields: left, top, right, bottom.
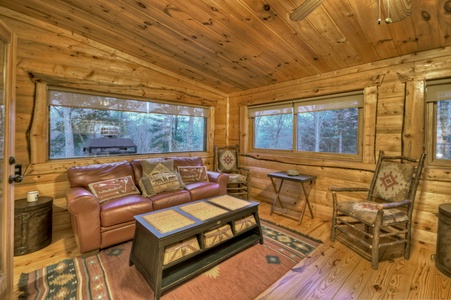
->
left=217, top=149, right=237, bottom=173
left=372, top=161, right=415, bottom=202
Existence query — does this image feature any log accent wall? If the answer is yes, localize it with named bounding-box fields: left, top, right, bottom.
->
left=1, top=10, right=227, bottom=233
left=229, top=48, right=451, bottom=247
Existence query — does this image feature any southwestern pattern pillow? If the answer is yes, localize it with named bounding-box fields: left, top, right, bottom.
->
left=141, top=159, right=174, bottom=176
left=139, top=172, right=185, bottom=197
left=218, top=149, right=237, bottom=172
left=373, top=162, right=414, bottom=202
left=177, top=166, right=209, bottom=183
left=88, top=175, right=140, bottom=203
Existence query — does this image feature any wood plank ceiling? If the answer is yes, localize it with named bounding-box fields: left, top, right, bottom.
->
left=2, top=0, right=450, bottom=93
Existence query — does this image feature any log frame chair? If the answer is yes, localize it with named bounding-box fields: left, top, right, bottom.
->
left=330, top=151, right=426, bottom=269
left=214, top=144, right=250, bottom=199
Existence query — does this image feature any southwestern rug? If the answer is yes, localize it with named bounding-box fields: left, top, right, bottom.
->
left=18, top=219, right=321, bottom=300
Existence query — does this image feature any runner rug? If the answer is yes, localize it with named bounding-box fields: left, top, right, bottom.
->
left=18, top=219, right=321, bottom=300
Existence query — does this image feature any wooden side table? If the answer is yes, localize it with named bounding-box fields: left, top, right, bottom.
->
left=267, top=172, right=316, bottom=225
left=14, top=196, right=53, bottom=256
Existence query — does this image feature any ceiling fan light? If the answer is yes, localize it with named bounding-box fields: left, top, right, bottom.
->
left=290, top=0, right=325, bottom=21
left=383, top=0, right=412, bottom=22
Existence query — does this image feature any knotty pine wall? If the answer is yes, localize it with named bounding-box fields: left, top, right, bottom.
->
left=229, top=48, right=451, bottom=247
left=0, top=10, right=228, bottom=233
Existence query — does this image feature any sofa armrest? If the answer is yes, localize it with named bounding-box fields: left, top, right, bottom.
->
left=207, top=171, right=229, bottom=195
left=65, top=187, right=101, bottom=254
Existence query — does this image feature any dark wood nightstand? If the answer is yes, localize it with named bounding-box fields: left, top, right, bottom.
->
left=14, top=196, right=53, bottom=256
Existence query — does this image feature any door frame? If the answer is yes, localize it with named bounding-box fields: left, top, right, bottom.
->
left=0, top=19, right=16, bottom=299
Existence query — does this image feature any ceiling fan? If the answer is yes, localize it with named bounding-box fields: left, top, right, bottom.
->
left=290, top=0, right=412, bottom=24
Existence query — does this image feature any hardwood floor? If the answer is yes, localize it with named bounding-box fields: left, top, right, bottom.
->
left=13, top=201, right=451, bottom=299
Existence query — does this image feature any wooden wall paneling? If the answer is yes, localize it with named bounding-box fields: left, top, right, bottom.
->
left=239, top=106, right=249, bottom=152
left=403, top=80, right=425, bottom=158
left=230, top=50, right=451, bottom=247
left=363, top=86, right=377, bottom=164
left=30, top=82, right=48, bottom=164
left=2, top=13, right=228, bottom=242
left=207, top=106, right=216, bottom=156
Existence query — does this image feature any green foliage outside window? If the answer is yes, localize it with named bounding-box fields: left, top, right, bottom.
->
left=436, top=100, right=451, bottom=160
left=297, top=108, right=358, bottom=154
left=49, top=90, right=207, bottom=159
left=251, top=92, right=362, bottom=155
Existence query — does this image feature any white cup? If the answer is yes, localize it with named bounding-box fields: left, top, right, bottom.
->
left=27, top=191, right=39, bottom=202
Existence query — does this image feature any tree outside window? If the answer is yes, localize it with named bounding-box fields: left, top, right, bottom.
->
left=249, top=91, right=363, bottom=156
left=48, top=90, right=207, bottom=159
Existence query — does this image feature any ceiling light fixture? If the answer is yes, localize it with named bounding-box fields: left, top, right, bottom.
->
left=378, top=0, right=412, bottom=24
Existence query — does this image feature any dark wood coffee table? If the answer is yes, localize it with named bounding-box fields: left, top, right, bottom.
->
left=129, top=195, right=263, bottom=300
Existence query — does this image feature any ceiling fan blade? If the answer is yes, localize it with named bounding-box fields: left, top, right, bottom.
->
left=290, top=0, right=325, bottom=21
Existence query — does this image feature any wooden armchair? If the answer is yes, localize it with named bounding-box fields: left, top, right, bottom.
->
left=330, top=151, right=425, bottom=269
left=214, top=145, right=250, bottom=199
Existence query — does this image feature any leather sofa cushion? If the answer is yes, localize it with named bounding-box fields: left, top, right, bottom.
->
left=68, top=161, right=134, bottom=189
left=185, top=182, right=220, bottom=201
left=130, top=159, right=144, bottom=186
left=168, top=156, right=203, bottom=169
left=100, top=194, right=153, bottom=227
left=150, top=189, right=191, bottom=210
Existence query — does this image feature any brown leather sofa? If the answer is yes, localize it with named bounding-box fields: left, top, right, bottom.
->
left=65, top=156, right=229, bottom=255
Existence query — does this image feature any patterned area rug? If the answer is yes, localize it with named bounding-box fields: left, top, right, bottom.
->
left=18, top=219, right=321, bottom=300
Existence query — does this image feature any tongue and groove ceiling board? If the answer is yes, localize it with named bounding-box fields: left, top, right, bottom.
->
left=1, top=0, right=450, bottom=93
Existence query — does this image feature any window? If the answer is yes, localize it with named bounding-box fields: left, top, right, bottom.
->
left=426, top=79, right=451, bottom=165
left=249, top=91, right=363, bottom=157
left=48, top=89, right=208, bottom=159
left=249, top=103, right=293, bottom=150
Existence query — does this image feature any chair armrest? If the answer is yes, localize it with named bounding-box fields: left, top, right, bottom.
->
left=66, top=187, right=100, bottom=213
left=329, top=187, right=370, bottom=192
left=65, top=187, right=101, bottom=253
left=377, top=199, right=411, bottom=210
left=207, top=171, right=230, bottom=195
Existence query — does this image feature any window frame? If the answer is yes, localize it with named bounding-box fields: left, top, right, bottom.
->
left=425, top=79, right=451, bottom=167
left=30, top=83, right=214, bottom=163
left=248, top=91, right=365, bottom=162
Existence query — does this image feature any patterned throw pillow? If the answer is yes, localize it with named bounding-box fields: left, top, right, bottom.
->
left=139, top=172, right=185, bottom=197
left=373, top=162, right=414, bottom=202
left=88, top=175, right=140, bottom=203
left=177, top=166, right=209, bottom=183
left=218, top=149, right=237, bottom=172
left=141, top=159, right=174, bottom=176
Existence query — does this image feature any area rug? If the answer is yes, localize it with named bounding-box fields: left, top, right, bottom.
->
left=18, top=219, right=321, bottom=300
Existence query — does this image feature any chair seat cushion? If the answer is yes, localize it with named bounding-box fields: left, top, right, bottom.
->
left=228, top=174, right=247, bottom=184
left=337, top=201, right=409, bottom=226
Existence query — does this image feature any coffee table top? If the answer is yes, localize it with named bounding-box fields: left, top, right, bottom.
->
left=143, top=210, right=196, bottom=234
left=136, top=195, right=259, bottom=237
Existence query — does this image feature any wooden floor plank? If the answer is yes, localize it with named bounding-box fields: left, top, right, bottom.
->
left=306, top=244, right=361, bottom=300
